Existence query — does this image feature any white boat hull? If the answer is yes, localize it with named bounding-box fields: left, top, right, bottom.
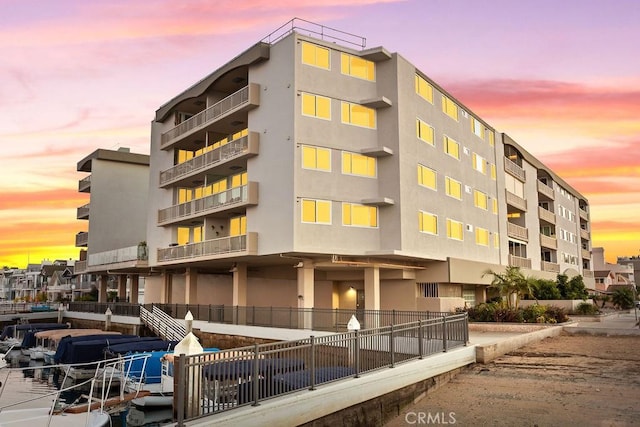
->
left=0, top=408, right=110, bottom=427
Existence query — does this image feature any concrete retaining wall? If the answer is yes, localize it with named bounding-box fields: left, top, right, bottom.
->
left=474, top=326, right=564, bottom=363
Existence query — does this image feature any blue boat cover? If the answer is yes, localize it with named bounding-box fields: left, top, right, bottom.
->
left=1, top=323, right=68, bottom=340
left=202, top=358, right=305, bottom=381
left=62, top=336, right=161, bottom=364
left=272, top=366, right=355, bottom=391
left=54, top=334, right=137, bottom=363
left=106, top=340, right=177, bottom=355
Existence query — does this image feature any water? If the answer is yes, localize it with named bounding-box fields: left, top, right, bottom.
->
left=0, top=358, right=173, bottom=426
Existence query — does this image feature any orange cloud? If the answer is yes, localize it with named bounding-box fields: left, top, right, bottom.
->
left=0, top=189, right=88, bottom=211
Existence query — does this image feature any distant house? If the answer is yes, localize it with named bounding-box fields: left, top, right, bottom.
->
left=592, top=247, right=634, bottom=293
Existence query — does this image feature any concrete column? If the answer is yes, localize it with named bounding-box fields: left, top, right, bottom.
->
left=130, top=275, right=139, bottom=304
left=98, top=274, right=108, bottom=303
left=185, top=268, right=198, bottom=305
left=162, top=273, right=172, bottom=304
left=117, top=275, right=127, bottom=302
left=364, top=266, right=380, bottom=328
left=232, top=263, right=247, bottom=306
left=297, top=260, right=315, bottom=329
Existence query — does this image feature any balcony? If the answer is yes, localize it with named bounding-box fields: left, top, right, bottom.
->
left=74, top=260, right=87, bottom=274
left=583, top=270, right=594, bottom=278
left=507, top=222, right=529, bottom=241
left=538, top=206, right=556, bottom=225
left=158, top=182, right=258, bottom=226
left=505, top=190, right=527, bottom=211
left=504, top=157, right=526, bottom=181
left=75, top=232, right=89, bottom=247
left=157, top=233, right=258, bottom=263
left=580, top=228, right=590, bottom=241
left=160, top=83, right=260, bottom=150
left=541, top=261, right=560, bottom=273
left=508, top=254, right=532, bottom=269
left=78, top=175, right=91, bottom=193
left=85, top=245, right=149, bottom=271
left=539, top=234, right=558, bottom=250
left=159, top=132, right=259, bottom=188
left=77, top=203, right=90, bottom=220
left=536, top=180, right=554, bottom=200
left=581, top=248, right=591, bottom=260
left=579, top=208, right=589, bottom=221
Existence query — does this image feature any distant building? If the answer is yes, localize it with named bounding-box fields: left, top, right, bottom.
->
left=592, top=247, right=634, bottom=293
left=138, top=20, right=593, bottom=312
left=73, top=147, right=150, bottom=303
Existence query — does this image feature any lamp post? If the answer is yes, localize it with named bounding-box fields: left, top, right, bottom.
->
left=71, top=284, right=76, bottom=303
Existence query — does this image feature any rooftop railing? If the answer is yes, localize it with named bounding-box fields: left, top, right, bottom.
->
left=262, top=17, right=366, bottom=49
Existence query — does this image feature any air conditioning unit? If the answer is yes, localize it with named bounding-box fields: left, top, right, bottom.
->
left=465, top=185, right=472, bottom=194
left=466, top=224, right=474, bottom=232
left=463, top=147, right=470, bottom=155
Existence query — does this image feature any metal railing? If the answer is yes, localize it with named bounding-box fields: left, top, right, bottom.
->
left=78, top=174, right=91, bottom=192
left=507, top=222, right=528, bottom=241
left=172, top=313, right=468, bottom=424
left=539, top=233, right=558, bottom=250
left=77, top=203, right=90, bottom=219
left=538, top=206, right=556, bottom=225
left=261, top=17, right=367, bottom=49
left=508, top=254, right=532, bottom=269
left=536, top=180, right=554, bottom=199
left=139, top=305, right=186, bottom=341
left=505, top=189, right=527, bottom=211
left=156, top=234, right=256, bottom=262
left=68, top=301, right=142, bottom=317
left=504, top=157, right=526, bottom=181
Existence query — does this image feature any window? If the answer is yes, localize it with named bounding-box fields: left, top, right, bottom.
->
left=302, top=93, right=331, bottom=119
left=475, top=227, right=489, bottom=246
left=341, top=53, right=374, bottom=80
left=418, top=282, right=439, bottom=297
left=302, top=199, right=331, bottom=224
left=494, top=232, right=500, bottom=248
left=505, top=174, right=525, bottom=198
left=419, top=211, right=438, bottom=235
left=444, top=136, right=460, bottom=159
left=418, top=164, right=437, bottom=190
left=415, top=74, right=433, bottom=103
left=445, top=177, right=462, bottom=199
left=341, top=102, right=376, bottom=128
left=462, top=285, right=476, bottom=307
left=302, top=146, right=331, bottom=171
left=301, top=41, right=330, bottom=69
left=442, top=95, right=458, bottom=120
left=416, top=118, right=434, bottom=145
left=492, top=198, right=498, bottom=214
left=489, top=131, right=495, bottom=147
left=474, top=190, right=488, bottom=210
left=472, top=153, right=486, bottom=174
left=230, top=171, right=247, bottom=188
left=342, top=152, right=376, bottom=177
left=446, top=218, right=464, bottom=240
left=342, top=203, right=378, bottom=227
left=230, top=215, right=246, bottom=236
left=490, top=163, right=497, bottom=180
left=471, top=117, right=485, bottom=139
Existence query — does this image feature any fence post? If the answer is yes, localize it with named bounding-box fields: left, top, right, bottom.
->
left=208, top=304, right=211, bottom=323
left=289, top=306, right=292, bottom=329
left=354, top=330, right=360, bottom=378
left=392, top=309, right=396, bottom=326
left=464, top=313, right=469, bottom=345
left=390, top=324, right=395, bottom=368
left=252, top=343, right=260, bottom=406
left=175, top=354, right=186, bottom=426
left=309, top=336, right=316, bottom=390
left=418, top=319, right=424, bottom=359
left=442, top=316, right=448, bottom=352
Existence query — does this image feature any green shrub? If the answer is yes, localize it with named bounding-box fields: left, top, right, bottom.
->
left=532, top=279, right=561, bottom=300
left=522, top=304, right=547, bottom=322
left=575, top=302, right=599, bottom=315
left=611, top=288, right=635, bottom=309
left=544, top=306, right=569, bottom=323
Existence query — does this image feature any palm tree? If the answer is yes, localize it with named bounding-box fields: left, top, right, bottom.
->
left=483, top=266, right=536, bottom=310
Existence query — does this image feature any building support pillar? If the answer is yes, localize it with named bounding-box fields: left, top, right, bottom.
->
left=130, top=275, right=139, bottom=304
left=232, top=263, right=247, bottom=324
left=161, top=273, right=172, bottom=304
left=297, top=260, right=315, bottom=329
left=185, top=268, right=198, bottom=305
left=117, top=275, right=127, bottom=302
left=98, top=274, right=108, bottom=303
left=364, top=266, right=380, bottom=328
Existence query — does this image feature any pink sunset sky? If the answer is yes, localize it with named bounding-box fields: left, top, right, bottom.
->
left=1, top=0, right=639, bottom=267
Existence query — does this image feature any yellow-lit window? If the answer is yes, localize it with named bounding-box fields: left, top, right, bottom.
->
left=471, top=117, right=485, bottom=139
left=415, top=74, right=433, bottom=103
left=444, top=136, right=460, bottom=160
left=489, top=131, right=495, bottom=147
left=302, top=146, right=331, bottom=171
left=230, top=171, right=247, bottom=188
left=177, top=150, right=194, bottom=164
left=419, top=211, right=438, bottom=235
left=342, top=203, right=378, bottom=227
left=490, top=163, right=497, bottom=180
left=418, top=164, right=436, bottom=190
left=193, top=226, right=203, bottom=243
left=475, top=228, right=489, bottom=246
left=342, top=152, right=376, bottom=177
left=442, top=95, right=458, bottom=121
left=416, top=118, right=434, bottom=145
left=341, top=53, right=375, bottom=81
left=341, top=102, right=376, bottom=128
left=229, top=215, right=246, bottom=236
left=212, top=178, right=227, bottom=194
left=494, top=232, right=500, bottom=248
left=301, top=199, right=331, bottom=224
left=445, top=177, right=462, bottom=200
left=472, top=153, right=487, bottom=174
left=446, top=218, right=463, bottom=241
left=231, top=129, right=248, bottom=141
left=178, top=188, right=191, bottom=203
left=474, top=190, right=488, bottom=210
left=492, top=198, right=498, bottom=214
left=302, top=93, right=331, bottom=119
left=301, top=41, right=330, bottom=69
left=177, top=227, right=190, bottom=245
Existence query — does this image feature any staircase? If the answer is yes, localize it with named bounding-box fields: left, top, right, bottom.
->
left=140, top=305, right=187, bottom=341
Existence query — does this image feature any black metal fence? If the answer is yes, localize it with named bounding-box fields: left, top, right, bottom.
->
left=173, top=312, right=469, bottom=424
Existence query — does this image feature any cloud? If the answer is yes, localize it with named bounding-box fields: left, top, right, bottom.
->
left=0, top=189, right=88, bottom=211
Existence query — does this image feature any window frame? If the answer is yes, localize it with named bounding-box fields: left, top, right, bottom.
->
left=341, top=52, right=375, bottom=81
left=341, top=101, right=376, bottom=129
left=416, top=118, right=435, bottom=146
left=418, top=164, right=437, bottom=190
left=419, top=210, right=438, bottom=235
left=301, top=198, right=332, bottom=224
left=301, top=92, right=331, bottom=120
left=443, top=136, right=460, bottom=160
left=302, top=145, right=332, bottom=172
left=445, top=176, right=462, bottom=200
left=446, top=218, right=464, bottom=241
left=342, top=151, right=377, bottom=178
left=342, top=202, right=378, bottom=228
left=301, top=41, right=330, bottom=70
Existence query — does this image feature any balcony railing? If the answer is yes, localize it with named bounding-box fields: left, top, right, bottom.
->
left=158, top=182, right=258, bottom=225
left=160, top=83, right=260, bottom=149
left=581, top=248, right=591, bottom=260
left=579, top=208, right=589, bottom=221
left=538, top=206, right=556, bottom=225
left=504, top=157, right=526, bottom=181
left=87, top=245, right=149, bottom=267
left=159, top=133, right=259, bottom=187
left=583, top=270, right=594, bottom=278
left=157, top=233, right=258, bottom=263
left=75, top=232, right=88, bottom=247
left=508, top=254, right=532, bottom=269
left=536, top=180, right=554, bottom=200
left=78, top=175, right=91, bottom=192
left=505, top=190, right=527, bottom=211
left=74, top=260, right=87, bottom=274
left=539, top=234, right=557, bottom=250
left=580, top=228, right=589, bottom=241
left=77, top=203, right=90, bottom=220
left=541, top=261, right=560, bottom=273
left=507, top=222, right=529, bottom=241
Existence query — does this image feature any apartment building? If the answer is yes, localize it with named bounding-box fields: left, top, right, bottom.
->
left=74, top=147, right=150, bottom=303
left=144, top=20, right=593, bottom=312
